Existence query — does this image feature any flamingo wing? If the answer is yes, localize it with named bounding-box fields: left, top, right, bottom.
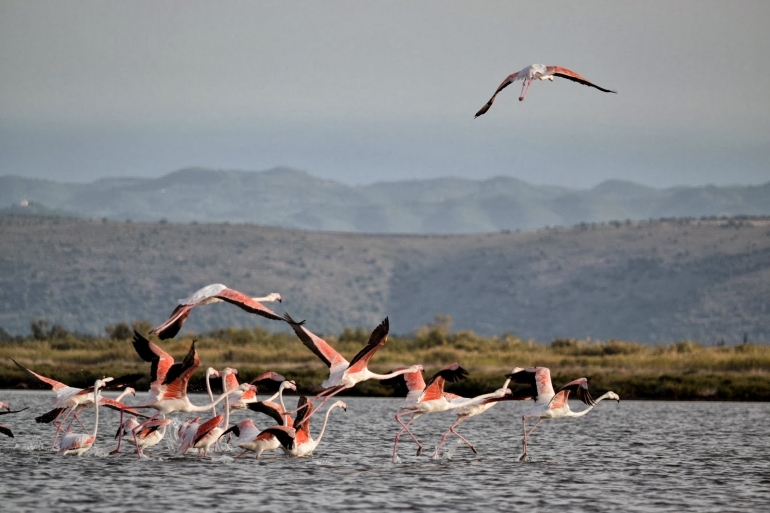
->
left=0, top=407, right=28, bottom=416
left=247, top=401, right=286, bottom=426
left=250, top=371, right=287, bottom=388
left=99, top=399, right=151, bottom=418
left=346, top=317, right=389, bottom=374
left=420, top=363, right=468, bottom=402
left=215, top=287, right=284, bottom=322
left=101, top=373, right=143, bottom=390
left=0, top=424, right=13, bottom=437
left=507, top=367, right=556, bottom=400
left=149, top=304, right=194, bottom=340
left=259, top=426, right=296, bottom=450
left=35, top=407, right=65, bottom=423
left=162, top=341, right=200, bottom=399
left=132, top=331, right=174, bottom=385
left=547, top=66, right=617, bottom=94
left=556, top=377, right=595, bottom=406
left=284, top=313, right=348, bottom=371
left=193, top=415, right=224, bottom=445
left=11, top=359, right=69, bottom=391
left=474, top=70, right=523, bottom=118
left=292, top=396, right=313, bottom=430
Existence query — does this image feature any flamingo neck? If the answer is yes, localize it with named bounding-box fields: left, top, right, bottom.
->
left=92, top=386, right=101, bottom=438
left=446, top=390, right=503, bottom=410
left=206, top=372, right=217, bottom=417
left=309, top=403, right=340, bottom=450
left=565, top=392, right=617, bottom=418
left=367, top=367, right=415, bottom=381
left=221, top=375, right=231, bottom=428
left=186, top=391, right=231, bottom=413
left=251, top=295, right=276, bottom=302
left=114, top=389, right=132, bottom=403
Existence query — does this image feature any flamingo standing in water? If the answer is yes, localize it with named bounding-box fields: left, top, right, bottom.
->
left=0, top=403, right=29, bottom=438
left=150, top=284, right=283, bottom=339
left=507, top=366, right=619, bottom=460
left=474, top=64, right=616, bottom=117
left=113, top=417, right=173, bottom=456
left=259, top=396, right=348, bottom=458
left=283, top=314, right=422, bottom=421
left=112, top=332, right=250, bottom=457
left=58, top=378, right=108, bottom=456
left=391, top=363, right=510, bottom=462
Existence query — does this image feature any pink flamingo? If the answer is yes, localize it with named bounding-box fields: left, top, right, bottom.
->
left=227, top=371, right=296, bottom=410
left=432, top=369, right=526, bottom=458
left=474, top=64, right=616, bottom=117
left=114, top=417, right=173, bottom=455
left=58, top=378, right=108, bottom=456
left=0, top=403, right=29, bottom=438
left=391, top=363, right=510, bottom=462
left=507, top=366, right=619, bottom=460
left=259, top=396, right=348, bottom=458
left=283, top=314, right=422, bottom=422
left=150, top=283, right=283, bottom=339
left=220, top=400, right=291, bottom=458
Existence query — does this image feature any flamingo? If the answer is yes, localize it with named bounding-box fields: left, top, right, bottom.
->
left=474, top=64, right=616, bottom=117
left=432, top=370, right=527, bottom=458
left=219, top=400, right=290, bottom=458
left=227, top=371, right=296, bottom=410
left=0, top=404, right=29, bottom=438
left=59, top=378, right=108, bottom=456
left=259, top=396, right=348, bottom=458
left=391, top=363, right=510, bottom=462
left=283, top=314, right=422, bottom=421
left=507, top=366, right=619, bottom=461
left=149, top=283, right=283, bottom=339
left=113, top=332, right=250, bottom=457
left=113, top=417, right=173, bottom=455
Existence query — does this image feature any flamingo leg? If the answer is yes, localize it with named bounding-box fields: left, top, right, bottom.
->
left=520, top=415, right=543, bottom=461
left=50, top=408, right=72, bottom=449
left=519, top=79, right=533, bottom=101
left=393, top=411, right=422, bottom=462
left=71, top=409, right=88, bottom=432
left=433, top=415, right=469, bottom=458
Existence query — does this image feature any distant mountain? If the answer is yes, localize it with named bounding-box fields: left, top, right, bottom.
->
left=1, top=216, right=768, bottom=343
left=1, top=168, right=769, bottom=233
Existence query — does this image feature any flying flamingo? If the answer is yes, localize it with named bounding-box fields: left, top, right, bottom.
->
left=112, top=331, right=251, bottom=457
left=59, top=378, right=109, bottom=456
left=391, top=363, right=510, bottom=462
left=474, top=64, right=616, bottom=117
left=507, top=366, right=619, bottom=460
left=150, top=283, right=283, bottom=339
left=283, top=314, right=422, bottom=421
left=0, top=403, right=29, bottom=438
left=259, top=396, right=348, bottom=458
left=432, top=369, right=527, bottom=458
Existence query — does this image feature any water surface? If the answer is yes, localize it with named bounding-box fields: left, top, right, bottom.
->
left=1, top=391, right=768, bottom=512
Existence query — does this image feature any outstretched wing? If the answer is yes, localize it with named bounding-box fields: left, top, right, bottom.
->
left=259, top=426, right=296, bottom=450
left=347, top=317, right=389, bottom=374
left=284, top=313, right=348, bottom=371
left=162, top=341, right=200, bottom=399
left=247, top=401, right=286, bottom=427
left=474, top=70, right=523, bottom=118
left=35, top=407, right=65, bottom=423
left=215, top=287, right=284, bottom=322
left=250, top=371, right=287, bottom=390
left=547, top=66, right=617, bottom=94
left=132, top=331, right=174, bottom=385
left=149, top=304, right=194, bottom=340
left=0, top=406, right=28, bottom=416
left=11, top=359, right=68, bottom=391
left=420, top=363, right=468, bottom=402
left=193, top=415, right=224, bottom=446
left=556, top=377, right=595, bottom=406
left=507, top=367, right=554, bottom=400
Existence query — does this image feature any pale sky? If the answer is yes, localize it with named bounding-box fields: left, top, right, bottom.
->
left=1, top=1, right=769, bottom=188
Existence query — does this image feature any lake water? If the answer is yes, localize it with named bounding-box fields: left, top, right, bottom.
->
left=1, top=390, right=768, bottom=512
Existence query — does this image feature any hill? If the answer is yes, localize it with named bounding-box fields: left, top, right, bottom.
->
left=1, top=168, right=769, bottom=233
left=1, top=215, right=768, bottom=343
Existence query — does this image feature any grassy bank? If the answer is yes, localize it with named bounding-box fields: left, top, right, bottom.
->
left=1, top=320, right=769, bottom=400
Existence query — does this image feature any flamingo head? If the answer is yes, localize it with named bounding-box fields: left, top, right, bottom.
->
left=332, top=400, right=347, bottom=412
left=409, top=364, right=424, bottom=374
left=608, top=392, right=620, bottom=403
left=0, top=401, right=9, bottom=411
left=239, top=383, right=257, bottom=392
left=222, top=367, right=238, bottom=377
left=206, top=367, right=220, bottom=380
left=281, top=380, right=297, bottom=392
left=126, top=387, right=136, bottom=396
left=268, top=293, right=282, bottom=303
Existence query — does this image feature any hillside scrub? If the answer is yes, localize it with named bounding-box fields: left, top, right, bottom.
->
left=1, top=318, right=768, bottom=401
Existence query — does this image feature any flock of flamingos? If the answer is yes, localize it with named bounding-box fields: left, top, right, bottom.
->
left=2, top=281, right=619, bottom=463
left=1, top=64, right=619, bottom=462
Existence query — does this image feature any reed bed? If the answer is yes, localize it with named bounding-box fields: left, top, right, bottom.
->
left=1, top=322, right=768, bottom=400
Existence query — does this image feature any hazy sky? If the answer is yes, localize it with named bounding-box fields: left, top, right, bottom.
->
left=1, top=1, right=769, bottom=189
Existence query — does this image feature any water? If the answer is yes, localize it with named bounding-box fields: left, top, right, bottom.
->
left=1, top=390, right=768, bottom=512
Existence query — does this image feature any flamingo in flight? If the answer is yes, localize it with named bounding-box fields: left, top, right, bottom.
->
left=0, top=403, right=29, bottom=438
left=112, top=331, right=251, bottom=457
left=150, top=283, right=283, bottom=339
left=283, top=314, right=422, bottom=421
left=507, top=366, right=619, bottom=461
left=259, top=396, right=348, bottom=458
left=58, top=378, right=109, bottom=456
left=432, top=369, right=527, bottom=458
left=474, top=64, right=616, bottom=117
left=391, top=363, right=510, bottom=462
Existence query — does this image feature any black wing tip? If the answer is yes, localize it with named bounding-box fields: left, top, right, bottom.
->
left=282, top=312, right=305, bottom=326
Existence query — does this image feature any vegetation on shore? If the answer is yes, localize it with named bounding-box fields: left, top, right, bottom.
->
left=2, top=316, right=768, bottom=401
